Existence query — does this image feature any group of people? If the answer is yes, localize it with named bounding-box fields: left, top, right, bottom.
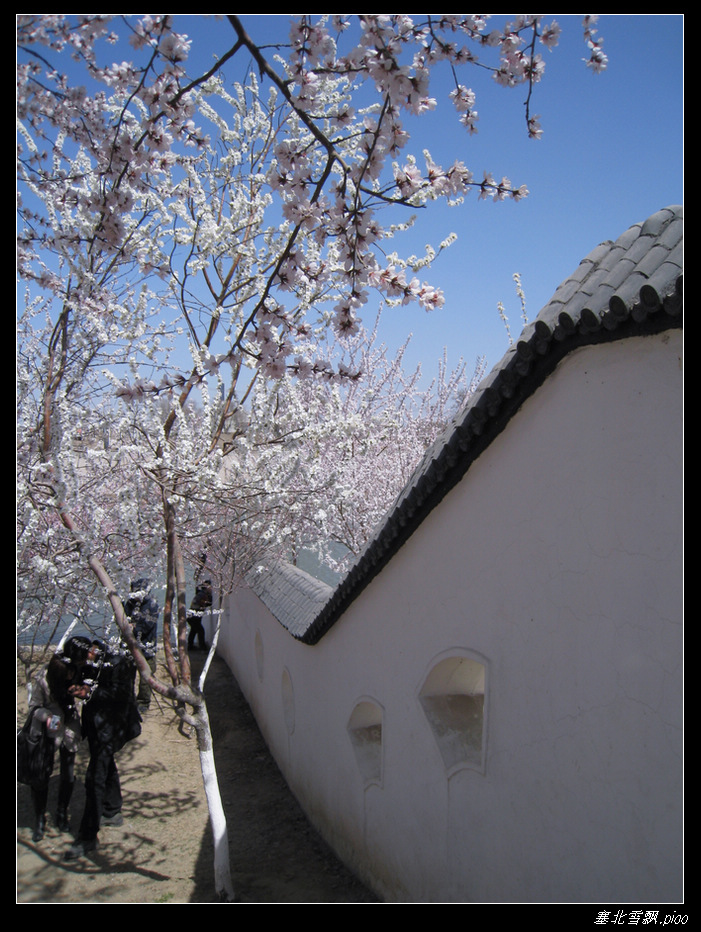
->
left=21, top=576, right=215, bottom=859
left=25, top=634, right=143, bottom=859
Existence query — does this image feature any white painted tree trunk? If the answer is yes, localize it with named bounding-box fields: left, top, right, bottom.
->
left=194, top=621, right=235, bottom=902
left=196, top=696, right=235, bottom=902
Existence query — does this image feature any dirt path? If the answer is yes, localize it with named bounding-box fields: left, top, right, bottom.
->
left=17, top=651, right=380, bottom=904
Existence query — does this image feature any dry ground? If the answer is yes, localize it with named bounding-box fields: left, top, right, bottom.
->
left=17, top=651, right=380, bottom=904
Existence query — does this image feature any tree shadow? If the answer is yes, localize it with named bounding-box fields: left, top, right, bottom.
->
left=17, top=715, right=209, bottom=903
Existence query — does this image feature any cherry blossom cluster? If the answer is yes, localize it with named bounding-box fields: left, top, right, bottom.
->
left=227, top=313, right=487, bottom=574
left=582, top=15, right=609, bottom=73
left=240, top=14, right=602, bottom=349
left=18, top=14, right=607, bottom=401
left=17, top=14, right=205, bottom=267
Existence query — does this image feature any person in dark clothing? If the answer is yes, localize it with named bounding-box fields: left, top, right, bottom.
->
left=187, top=580, right=212, bottom=651
left=123, top=578, right=159, bottom=710
left=63, top=640, right=142, bottom=860
left=26, top=636, right=91, bottom=841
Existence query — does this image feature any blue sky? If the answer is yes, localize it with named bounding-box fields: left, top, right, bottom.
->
left=191, top=14, right=683, bottom=384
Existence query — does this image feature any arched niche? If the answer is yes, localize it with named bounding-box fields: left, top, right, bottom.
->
left=347, top=699, right=383, bottom=787
left=419, top=653, right=488, bottom=774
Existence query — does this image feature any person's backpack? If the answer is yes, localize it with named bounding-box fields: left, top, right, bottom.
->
left=17, top=708, right=55, bottom=786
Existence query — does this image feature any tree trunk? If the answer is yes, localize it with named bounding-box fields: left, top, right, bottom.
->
left=161, top=497, right=235, bottom=900
left=194, top=688, right=235, bottom=901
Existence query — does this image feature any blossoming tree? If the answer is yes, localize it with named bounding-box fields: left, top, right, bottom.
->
left=17, top=14, right=607, bottom=899
left=226, top=314, right=487, bottom=578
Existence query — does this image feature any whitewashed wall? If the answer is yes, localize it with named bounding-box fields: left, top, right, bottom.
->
left=218, top=331, right=683, bottom=903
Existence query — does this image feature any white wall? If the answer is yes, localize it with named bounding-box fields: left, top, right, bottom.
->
left=219, top=331, right=683, bottom=902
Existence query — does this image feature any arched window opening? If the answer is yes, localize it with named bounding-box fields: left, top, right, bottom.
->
left=347, top=699, right=383, bottom=786
left=419, top=655, right=487, bottom=773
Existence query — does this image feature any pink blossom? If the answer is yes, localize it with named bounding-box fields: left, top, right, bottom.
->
left=394, top=162, right=423, bottom=199
left=449, top=85, right=476, bottom=112
left=540, top=21, right=562, bottom=49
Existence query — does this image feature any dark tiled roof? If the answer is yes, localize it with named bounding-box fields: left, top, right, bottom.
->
left=250, top=205, right=683, bottom=645
left=248, top=560, right=333, bottom=638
